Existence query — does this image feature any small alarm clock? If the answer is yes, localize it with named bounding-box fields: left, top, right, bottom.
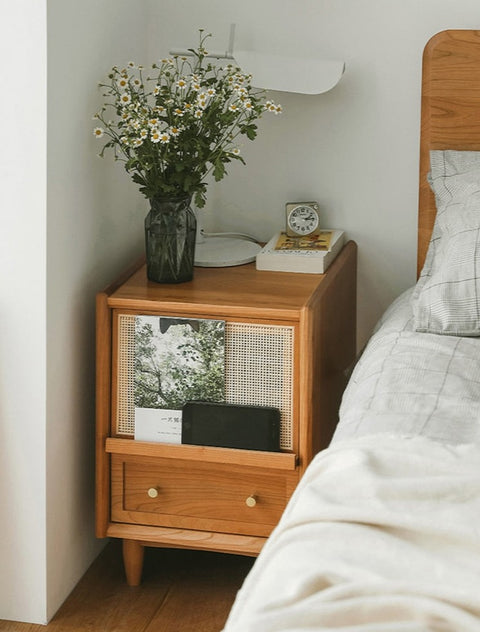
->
left=285, top=202, right=320, bottom=237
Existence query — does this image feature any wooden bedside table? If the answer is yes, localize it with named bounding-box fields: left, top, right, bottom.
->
left=96, top=241, right=357, bottom=585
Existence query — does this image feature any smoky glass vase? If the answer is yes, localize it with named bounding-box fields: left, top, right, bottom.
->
left=144, top=196, right=197, bottom=283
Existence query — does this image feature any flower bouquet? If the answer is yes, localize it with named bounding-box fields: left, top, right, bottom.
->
left=93, top=30, right=281, bottom=282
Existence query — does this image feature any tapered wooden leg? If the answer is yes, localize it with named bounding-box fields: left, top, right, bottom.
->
left=122, top=539, right=145, bottom=586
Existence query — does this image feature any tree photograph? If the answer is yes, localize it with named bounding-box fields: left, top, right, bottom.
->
left=134, top=315, right=225, bottom=410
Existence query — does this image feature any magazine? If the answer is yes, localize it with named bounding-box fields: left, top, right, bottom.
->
left=133, top=315, right=225, bottom=443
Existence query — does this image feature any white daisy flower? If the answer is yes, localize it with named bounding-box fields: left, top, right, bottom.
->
left=176, top=78, right=187, bottom=90
left=232, top=147, right=241, bottom=155
left=191, top=82, right=201, bottom=91
left=153, top=86, right=161, bottom=96
left=197, top=93, right=208, bottom=109
left=148, top=118, right=160, bottom=128
left=119, top=92, right=131, bottom=105
left=150, top=130, right=162, bottom=143
left=169, top=126, right=181, bottom=137
left=93, top=127, right=104, bottom=138
left=206, top=87, right=216, bottom=97
left=159, top=132, right=170, bottom=144
left=117, top=77, right=129, bottom=89
left=173, top=108, right=184, bottom=117
left=228, top=103, right=239, bottom=112
left=194, top=109, right=203, bottom=118
left=243, top=100, right=253, bottom=111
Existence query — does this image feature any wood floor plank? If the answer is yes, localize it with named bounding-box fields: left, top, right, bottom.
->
left=144, top=550, right=253, bottom=632
left=0, top=542, right=253, bottom=632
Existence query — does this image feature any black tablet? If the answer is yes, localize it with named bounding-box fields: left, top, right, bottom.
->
left=181, top=401, right=281, bottom=451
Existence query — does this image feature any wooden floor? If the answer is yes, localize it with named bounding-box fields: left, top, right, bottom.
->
left=0, top=541, right=254, bottom=632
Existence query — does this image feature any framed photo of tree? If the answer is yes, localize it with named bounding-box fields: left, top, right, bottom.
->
left=133, top=315, right=225, bottom=443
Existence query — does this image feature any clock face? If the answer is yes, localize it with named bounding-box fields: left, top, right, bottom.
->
left=286, top=203, right=320, bottom=236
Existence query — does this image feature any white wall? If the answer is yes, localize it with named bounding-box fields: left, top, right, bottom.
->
left=46, top=0, right=149, bottom=622
left=2, top=0, right=480, bottom=625
left=147, top=0, right=480, bottom=346
left=0, top=0, right=47, bottom=623
left=0, top=0, right=148, bottom=624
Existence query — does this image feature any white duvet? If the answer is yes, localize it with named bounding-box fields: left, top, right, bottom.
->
left=223, top=435, right=480, bottom=631
left=223, top=289, right=480, bottom=631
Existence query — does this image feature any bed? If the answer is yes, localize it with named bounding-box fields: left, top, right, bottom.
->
left=222, top=30, right=480, bottom=631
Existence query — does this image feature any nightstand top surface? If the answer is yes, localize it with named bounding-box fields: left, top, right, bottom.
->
left=105, top=242, right=355, bottom=319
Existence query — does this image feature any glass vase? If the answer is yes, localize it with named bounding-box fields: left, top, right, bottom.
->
left=144, top=196, right=197, bottom=283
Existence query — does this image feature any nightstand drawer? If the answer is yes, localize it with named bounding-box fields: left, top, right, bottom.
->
left=111, top=454, right=298, bottom=537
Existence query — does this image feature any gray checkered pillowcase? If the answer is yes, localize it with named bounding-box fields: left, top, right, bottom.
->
left=412, top=150, right=480, bottom=335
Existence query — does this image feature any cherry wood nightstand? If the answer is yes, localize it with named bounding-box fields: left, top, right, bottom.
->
left=96, top=241, right=356, bottom=585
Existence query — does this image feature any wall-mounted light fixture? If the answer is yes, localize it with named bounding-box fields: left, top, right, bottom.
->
left=171, top=24, right=345, bottom=95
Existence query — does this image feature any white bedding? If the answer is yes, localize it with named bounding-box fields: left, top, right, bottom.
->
left=222, top=290, right=480, bottom=631
left=333, top=288, right=480, bottom=446
left=223, top=435, right=480, bottom=631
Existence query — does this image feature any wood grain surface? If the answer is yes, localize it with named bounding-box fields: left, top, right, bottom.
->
left=418, top=29, right=480, bottom=275
left=0, top=542, right=253, bottom=632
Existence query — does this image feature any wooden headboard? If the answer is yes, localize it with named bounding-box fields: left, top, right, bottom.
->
left=418, top=29, right=480, bottom=276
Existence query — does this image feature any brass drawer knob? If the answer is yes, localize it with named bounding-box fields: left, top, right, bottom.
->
left=245, top=495, right=257, bottom=508
left=147, top=487, right=159, bottom=498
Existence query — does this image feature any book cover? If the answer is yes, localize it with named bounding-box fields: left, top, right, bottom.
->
left=133, top=315, right=225, bottom=443
left=274, top=231, right=334, bottom=251
left=256, top=230, right=345, bottom=274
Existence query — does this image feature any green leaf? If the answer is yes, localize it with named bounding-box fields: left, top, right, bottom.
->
left=194, top=190, right=206, bottom=208
left=244, top=125, right=257, bottom=140
left=213, top=160, right=226, bottom=182
left=231, top=154, right=246, bottom=165
left=131, top=173, right=145, bottom=185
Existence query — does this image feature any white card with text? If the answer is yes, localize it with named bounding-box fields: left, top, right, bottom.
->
left=134, top=407, right=182, bottom=444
